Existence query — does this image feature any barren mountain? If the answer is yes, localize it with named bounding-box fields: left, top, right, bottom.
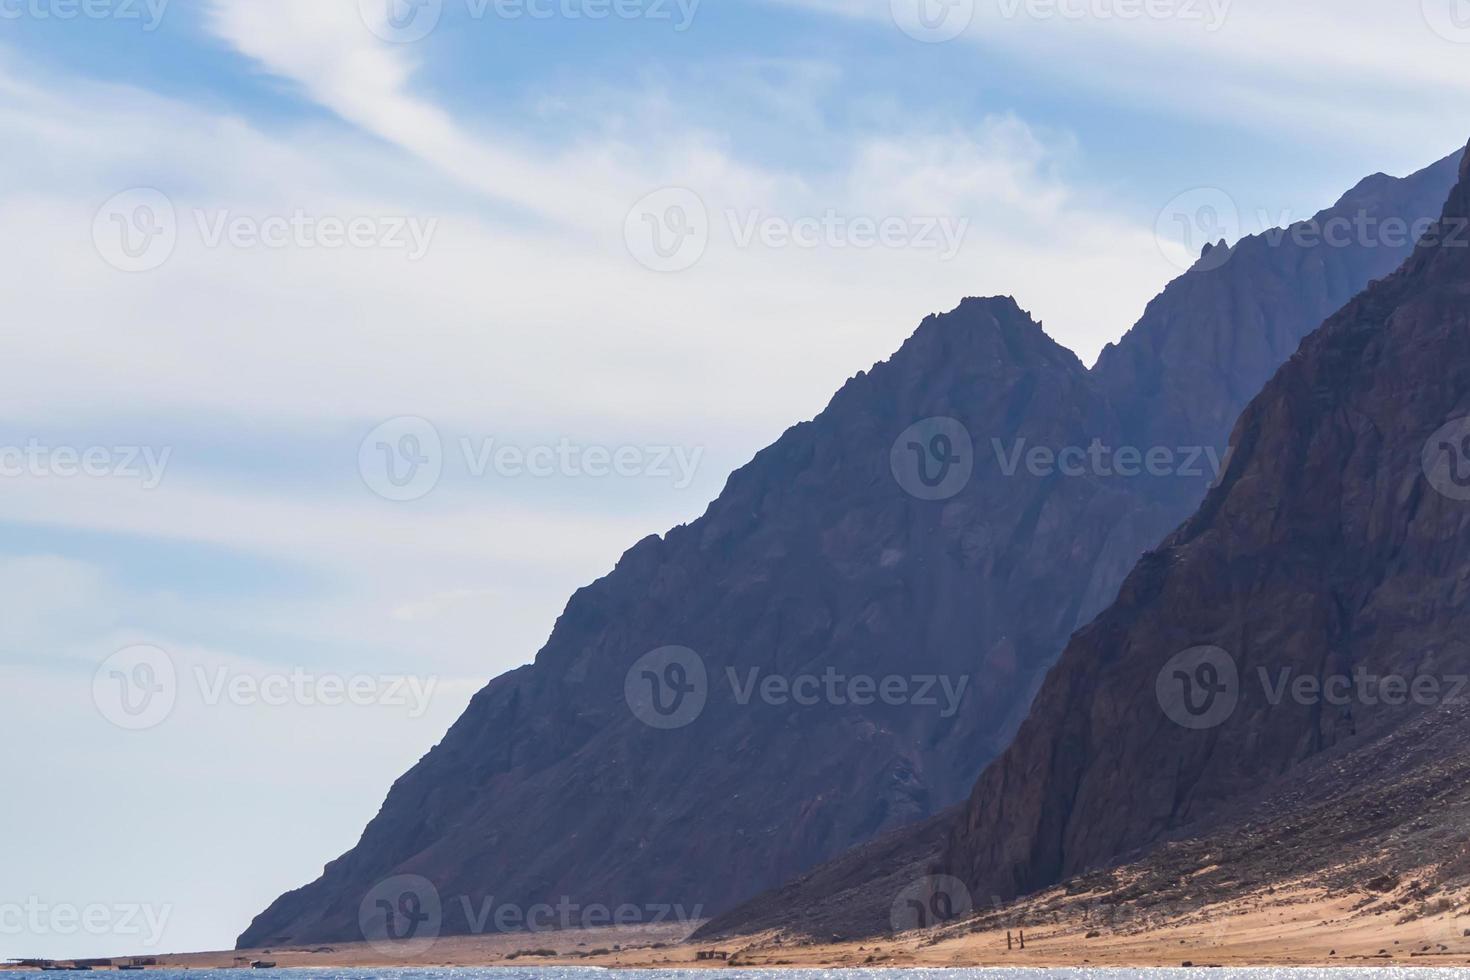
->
left=943, top=138, right=1470, bottom=906
left=704, top=139, right=1470, bottom=947
left=239, top=148, right=1463, bottom=948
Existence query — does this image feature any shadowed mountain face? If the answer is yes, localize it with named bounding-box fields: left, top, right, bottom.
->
left=940, top=141, right=1470, bottom=910
left=238, top=150, right=1463, bottom=949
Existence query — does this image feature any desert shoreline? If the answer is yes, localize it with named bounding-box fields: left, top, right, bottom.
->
left=13, top=885, right=1470, bottom=972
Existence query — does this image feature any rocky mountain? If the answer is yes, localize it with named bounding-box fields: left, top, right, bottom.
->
left=939, top=139, right=1470, bottom=910
left=238, top=148, right=1464, bottom=949
left=698, top=143, right=1470, bottom=948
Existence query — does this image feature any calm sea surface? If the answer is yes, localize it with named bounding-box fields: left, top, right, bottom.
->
left=89, top=970, right=1470, bottom=980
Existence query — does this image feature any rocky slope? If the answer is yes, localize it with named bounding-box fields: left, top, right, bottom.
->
left=940, top=141, right=1470, bottom=907
left=238, top=148, right=1463, bottom=948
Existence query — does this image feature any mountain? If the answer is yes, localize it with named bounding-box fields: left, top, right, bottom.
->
left=238, top=148, right=1464, bottom=949
left=941, top=139, right=1470, bottom=908
left=702, top=139, right=1470, bottom=947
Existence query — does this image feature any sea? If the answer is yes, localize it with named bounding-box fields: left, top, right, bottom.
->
left=75, top=970, right=1470, bottom=980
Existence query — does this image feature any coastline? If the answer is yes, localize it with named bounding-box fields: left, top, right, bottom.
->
left=12, top=884, right=1470, bottom=971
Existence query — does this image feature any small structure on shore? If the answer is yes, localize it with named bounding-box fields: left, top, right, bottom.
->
left=695, top=950, right=729, bottom=961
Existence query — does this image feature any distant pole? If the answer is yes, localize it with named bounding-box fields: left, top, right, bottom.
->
left=1020, top=930, right=1026, bottom=950
left=1007, top=932, right=1013, bottom=951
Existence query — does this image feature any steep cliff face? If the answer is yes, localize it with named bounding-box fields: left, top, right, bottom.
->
left=238, top=149, right=1463, bottom=949
left=941, top=141, right=1470, bottom=907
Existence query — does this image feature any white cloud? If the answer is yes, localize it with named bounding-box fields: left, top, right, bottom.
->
left=776, top=0, right=1470, bottom=161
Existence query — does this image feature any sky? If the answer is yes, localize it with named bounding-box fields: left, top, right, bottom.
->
left=3, top=0, right=1470, bottom=961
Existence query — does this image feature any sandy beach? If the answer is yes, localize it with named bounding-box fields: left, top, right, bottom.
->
left=14, top=875, right=1470, bottom=971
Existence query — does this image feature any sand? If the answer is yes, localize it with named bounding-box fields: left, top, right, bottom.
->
left=11, top=880, right=1470, bottom=971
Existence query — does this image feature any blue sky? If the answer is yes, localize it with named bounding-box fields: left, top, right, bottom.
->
left=3, top=0, right=1470, bottom=960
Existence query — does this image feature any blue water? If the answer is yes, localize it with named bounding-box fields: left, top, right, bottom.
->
left=75, top=970, right=1470, bottom=980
